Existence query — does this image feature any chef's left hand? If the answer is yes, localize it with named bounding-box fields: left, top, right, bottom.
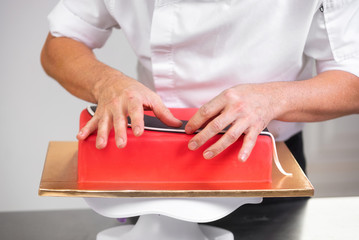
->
left=185, top=83, right=277, bottom=162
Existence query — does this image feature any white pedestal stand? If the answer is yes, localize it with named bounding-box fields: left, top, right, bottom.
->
left=85, top=197, right=262, bottom=240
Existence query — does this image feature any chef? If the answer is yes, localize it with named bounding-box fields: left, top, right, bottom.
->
left=41, top=0, right=359, bottom=172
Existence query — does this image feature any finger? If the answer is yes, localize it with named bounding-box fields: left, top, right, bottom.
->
left=77, top=117, right=99, bottom=140
left=127, top=96, right=144, bottom=137
left=185, top=99, right=223, bottom=134
left=202, top=122, right=245, bottom=159
left=151, top=97, right=183, bottom=127
left=188, top=114, right=233, bottom=151
left=96, top=114, right=113, bottom=149
left=113, top=109, right=128, bottom=148
left=238, top=128, right=260, bottom=162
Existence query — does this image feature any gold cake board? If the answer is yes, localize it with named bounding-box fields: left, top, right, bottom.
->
left=39, top=141, right=314, bottom=198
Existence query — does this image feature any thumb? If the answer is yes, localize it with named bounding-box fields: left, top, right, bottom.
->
left=152, top=102, right=183, bottom=127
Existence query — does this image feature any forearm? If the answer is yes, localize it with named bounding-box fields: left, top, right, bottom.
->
left=272, top=70, right=359, bottom=122
left=40, top=33, right=125, bottom=103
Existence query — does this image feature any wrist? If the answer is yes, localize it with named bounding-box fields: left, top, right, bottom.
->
left=91, top=66, right=124, bottom=103
left=262, top=81, right=294, bottom=121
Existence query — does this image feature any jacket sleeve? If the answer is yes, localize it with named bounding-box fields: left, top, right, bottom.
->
left=48, top=0, right=119, bottom=49
left=304, top=0, right=359, bottom=77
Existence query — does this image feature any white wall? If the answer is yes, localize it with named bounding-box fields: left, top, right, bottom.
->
left=0, top=0, right=358, bottom=212
left=0, top=0, right=137, bottom=212
left=304, top=116, right=359, bottom=197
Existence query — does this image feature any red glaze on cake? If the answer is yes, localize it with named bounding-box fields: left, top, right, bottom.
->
left=78, top=108, right=273, bottom=185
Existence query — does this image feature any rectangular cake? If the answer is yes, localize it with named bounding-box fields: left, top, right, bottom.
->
left=78, top=108, right=273, bottom=185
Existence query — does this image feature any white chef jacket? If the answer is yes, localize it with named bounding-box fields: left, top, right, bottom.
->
left=48, top=0, right=359, bottom=141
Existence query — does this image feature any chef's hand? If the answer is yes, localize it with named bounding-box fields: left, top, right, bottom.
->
left=77, top=74, right=182, bottom=149
left=185, top=83, right=276, bottom=162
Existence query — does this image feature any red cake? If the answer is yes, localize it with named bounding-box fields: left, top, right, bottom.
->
left=78, top=108, right=273, bottom=187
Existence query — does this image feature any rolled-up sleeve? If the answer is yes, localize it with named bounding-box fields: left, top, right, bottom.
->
left=304, top=0, right=359, bottom=77
left=48, top=0, right=119, bottom=49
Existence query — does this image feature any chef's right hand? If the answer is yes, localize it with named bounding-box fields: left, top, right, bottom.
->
left=76, top=73, right=182, bottom=149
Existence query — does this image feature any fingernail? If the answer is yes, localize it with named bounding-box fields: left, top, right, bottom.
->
left=186, top=126, right=193, bottom=134
left=239, top=152, right=248, bottom=162
left=77, top=130, right=85, bottom=139
left=134, top=126, right=141, bottom=136
left=96, top=137, right=104, bottom=149
left=188, top=141, right=198, bottom=150
left=204, top=151, right=214, bottom=159
left=117, top=138, right=124, bottom=148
